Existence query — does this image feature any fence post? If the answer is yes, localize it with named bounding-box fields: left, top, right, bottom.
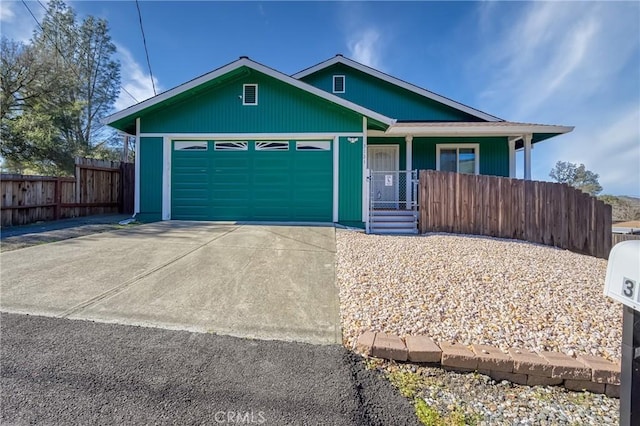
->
left=418, top=170, right=426, bottom=234
left=54, top=177, right=61, bottom=220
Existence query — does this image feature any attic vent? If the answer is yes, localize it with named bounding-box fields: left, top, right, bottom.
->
left=333, top=75, right=345, bottom=93
left=243, top=84, right=258, bottom=105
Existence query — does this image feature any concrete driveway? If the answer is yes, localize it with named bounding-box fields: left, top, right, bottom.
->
left=0, top=222, right=340, bottom=344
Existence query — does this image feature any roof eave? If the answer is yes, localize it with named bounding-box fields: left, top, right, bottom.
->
left=381, top=124, right=574, bottom=137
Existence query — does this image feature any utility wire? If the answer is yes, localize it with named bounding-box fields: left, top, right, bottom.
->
left=135, top=0, right=156, bottom=96
left=21, top=0, right=139, bottom=104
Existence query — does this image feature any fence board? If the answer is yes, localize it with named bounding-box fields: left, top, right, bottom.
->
left=1, top=158, right=134, bottom=227
left=418, top=170, right=613, bottom=259
left=612, top=233, right=640, bottom=246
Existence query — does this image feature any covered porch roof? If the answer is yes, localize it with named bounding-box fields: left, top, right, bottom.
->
left=367, top=121, right=574, bottom=181
left=369, top=121, right=573, bottom=147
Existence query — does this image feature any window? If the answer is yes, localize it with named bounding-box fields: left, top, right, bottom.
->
left=256, top=141, right=289, bottom=151
left=243, top=84, right=258, bottom=105
left=332, top=75, right=345, bottom=93
left=296, top=141, right=331, bottom=151
left=214, top=141, right=248, bottom=151
left=436, top=144, right=479, bottom=174
left=174, top=141, right=208, bottom=151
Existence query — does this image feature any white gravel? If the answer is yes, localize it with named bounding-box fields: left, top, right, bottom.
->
left=336, top=230, right=622, bottom=362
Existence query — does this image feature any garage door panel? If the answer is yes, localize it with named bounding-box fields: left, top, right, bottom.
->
left=172, top=139, right=333, bottom=221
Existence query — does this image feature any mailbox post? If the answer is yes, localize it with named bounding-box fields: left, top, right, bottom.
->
left=604, top=240, right=640, bottom=426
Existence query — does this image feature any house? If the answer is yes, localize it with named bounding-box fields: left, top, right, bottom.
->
left=103, top=55, right=573, bottom=233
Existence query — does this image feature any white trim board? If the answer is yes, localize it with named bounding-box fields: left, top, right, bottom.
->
left=362, top=117, right=369, bottom=229
left=293, top=55, right=502, bottom=122
left=333, top=136, right=339, bottom=223
left=371, top=123, right=573, bottom=137
left=162, top=137, right=172, bottom=220
left=139, top=132, right=364, bottom=139
left=103, top=57, right=394, bottom=127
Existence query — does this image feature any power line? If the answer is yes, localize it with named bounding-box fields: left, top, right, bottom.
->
left=135, top=0, right=156, bottom=96
left=21, top=0, right=139, bottom=104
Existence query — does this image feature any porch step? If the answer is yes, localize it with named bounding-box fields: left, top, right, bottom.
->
left=369, top=227, right=419, bottom=235
left=370, top=215, right=416, bottom=222
left=371, top=210, right=416, bottom=216
left=370, top=212, right=418, bottom=234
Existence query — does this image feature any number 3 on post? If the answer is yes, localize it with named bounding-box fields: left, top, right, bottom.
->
left=622, top=277, right=637, bottom=300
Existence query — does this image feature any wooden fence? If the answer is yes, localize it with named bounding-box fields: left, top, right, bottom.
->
left=418, top=170, right=612, bottom=259
left=1, top=158, right=134, bottom=227
left=612, top=233, right=640, bottom=246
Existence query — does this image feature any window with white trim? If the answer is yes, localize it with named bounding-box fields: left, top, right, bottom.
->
left=214, top=141, right=248, bottom=151
left=332, top=75, right=345, bottom=93
left=296, top=141, right=331, bottom=151
left=243, top=84, right=258, bottom=105
left=174, top=141, right=208, bottom=151
left=436, top=144, right=479, bottom=174
left=255, top=141, right=289, bottom=151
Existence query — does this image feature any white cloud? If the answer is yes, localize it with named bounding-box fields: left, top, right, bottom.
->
left=347, top=28, right=382, bottom=69
left=114, top=44, right=161, bottom=111
left=0, top=1, right=16, bottom=22
left=339, top=2, right=388, bottom=70
left=473, top=2, right=640, bottom=196
left=0, top=0, right=44, bottom=42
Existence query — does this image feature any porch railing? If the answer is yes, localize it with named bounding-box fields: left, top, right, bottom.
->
left=367, top=170, right=418, bottom=234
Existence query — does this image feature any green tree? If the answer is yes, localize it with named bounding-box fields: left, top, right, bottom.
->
left=549, top=161, right=603, bottom=196
left=0, top=0, right=121, bottom=175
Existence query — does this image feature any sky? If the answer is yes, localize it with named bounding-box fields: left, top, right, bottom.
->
left=1, top=1, right=639, bottom=196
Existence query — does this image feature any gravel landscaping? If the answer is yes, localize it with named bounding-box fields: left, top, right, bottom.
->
left=375, top=360, right=619, bottom=425
left=336, top=230, right=621, bottom=362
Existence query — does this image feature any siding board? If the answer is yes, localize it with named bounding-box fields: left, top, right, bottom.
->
left=300, top=63, right=481, bottom=121
left=140, top=68, right=362, bottom=134
left=338, top=136, right=363, bottom=224
left=139, top=137, right=163, bottom=221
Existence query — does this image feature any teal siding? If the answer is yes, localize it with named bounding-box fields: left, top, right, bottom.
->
left=171, top=140, right=333, bottom=221
left=301, top=64, right=481, bottom=122
left=338, top=136, right=363, bottom=225
left=367, top=137, right=406, bottom=170
left=138, top=137, right=163, bottom=222
left=411, top=137, right=509, bottom=177
left=140, top=68, right=362, bottom=134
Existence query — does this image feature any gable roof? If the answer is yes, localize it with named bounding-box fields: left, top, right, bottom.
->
left=103, top=56, right=395, bottom=131
left=292, top=55, right=502, bottom=123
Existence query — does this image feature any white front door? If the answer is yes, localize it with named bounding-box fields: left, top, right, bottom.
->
left=368, top=145, right=399, bottom=209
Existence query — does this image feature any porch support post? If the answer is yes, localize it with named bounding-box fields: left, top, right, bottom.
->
left=405, top=135, right=413, bottom=170
left=405, top=135, right=413, bottom=209
left=523, top=133, right=533, bottom=181
left=507, top=137, right=517, bottom=178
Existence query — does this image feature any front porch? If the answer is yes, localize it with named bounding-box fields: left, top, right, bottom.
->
left=363, top=121, right=573, bottom=234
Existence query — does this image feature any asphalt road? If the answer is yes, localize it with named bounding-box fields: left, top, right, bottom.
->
left=1, top=313, right=419, bottom=425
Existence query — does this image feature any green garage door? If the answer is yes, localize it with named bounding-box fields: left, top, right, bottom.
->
left=171, top=140, right=333, bottom=221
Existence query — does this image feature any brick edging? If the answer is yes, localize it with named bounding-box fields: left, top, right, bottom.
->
left=355, top=331, right=621, bottom=398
